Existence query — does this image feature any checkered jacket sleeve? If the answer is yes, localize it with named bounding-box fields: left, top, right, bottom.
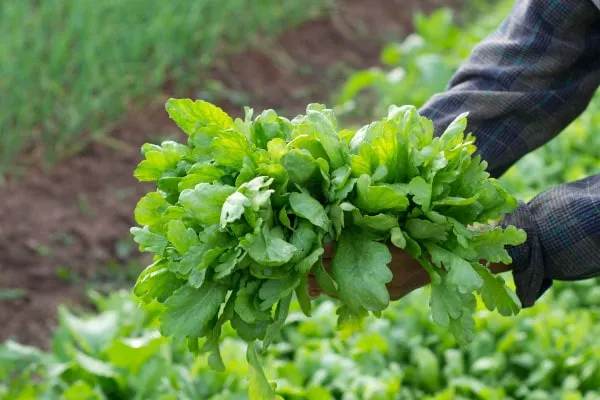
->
left=419, top=0, right=600, bottom=307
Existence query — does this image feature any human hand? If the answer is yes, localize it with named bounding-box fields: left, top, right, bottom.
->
left=308, top=242, right=512, bottom=300
left=308, top=242, right=430, bottom=300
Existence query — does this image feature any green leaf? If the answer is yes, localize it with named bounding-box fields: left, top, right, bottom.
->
left=355, top=174, right=409, bottom=214
left=258, top=274, right=301, bottom=310
left=201, top=326, right=225, bottom=372
left=434, top=195, right=479, bottom=207
left=247, top=342, right=284, bottom=400
left=174, top=245, right=206, bottom=274
left=214, top=249, right=243, bottom=279
left=211, top=130, right=251, bottom=169
left=290, top=220, right=317, bottom=262
left=336, top=305, right=367, bottom=339
left=352, top=120, right=399, bottom=182
left=295, top=247, right=324, bottom=274
left=160, top=281, right=227, bottom=340
left=390, top=227, right=406, bottom=249
left=429, top=279, right=462, bottom=327
left=426, top=243, right=483, bottom=293
left=199, top=224, right=236, bottom=247
left=353, top=211, right=399, bottom=232
left=62, top=380, right=104, bottom=400
left=252, top=109, right=289, bottom=149
left=188, top=267, right=207, bottom=288
left=131, top=226, right=168, bottom=254
left=281, top=149, right=318, bottom=185
left=349, top=143, right=376, bottom=177
left=440, top=112, right=468, bottom=144
left=134, top=259, right=184, bottom=303
left=267, top=138, right=287, bottom=162
left=105, top=332, right=164, bottom=373
left=167, top=220, right=199, bottom=255
left=235, top=282, right=271, bottom=324
left=289, top=192, right=330, bottom=230
left=412, top=347, right=441, bottom=392
left=0, top=340, right=44, bottom=365
left=295, top=275, right=312, bottom=317
left=278, top=207, right=293, bottom=230
left=134, top=192, right=169, bottom=226
left=74, top=351, right=117, bottom=377
left=405, top=218, right=447, bottom=241
left=335, top=177, right=357, bottom=202
left=134, top=148, right=182, bottom=182
left=231, top=313, right=270, bottom=341
left=331, top=165, right=352, bottom=189
left=263, top=294, right=292, bottom=349
left=178, top=164, right=226, bottom=191
left=471, top=225, right=527, bottom=264
left=188, top=248, right=224, bottom=288
left=306, top=110, right=345, bottom=169
left=179, top=182, right=235, bottom=226
left=239, top=176, right=275, bottom=211
left=409, top=176, right=432, bottom=211
left=337, top=68, right=386, bottom=104
left=58, top=307, right=119, bottom=355
left=331, top=231, right=392, bottom=313
left=166, top=98, right=233, bottom=134
left=314, top=261, right=339, bottom=297
left=221, top=192, right=251, bottom=228
left=248, top=225, right=297, bottom=267
left=474, top=264, right=521, bottom=316
left=329, top=203, right=345, bottom=239
left=449, top=294, right=476, bottom=345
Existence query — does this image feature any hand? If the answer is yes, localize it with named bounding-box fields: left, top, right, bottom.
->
left=309, top=242, right=512, bottom=301
left=309, top=242, right=430, bottom=300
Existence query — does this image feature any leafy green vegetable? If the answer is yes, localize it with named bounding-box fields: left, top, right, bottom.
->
left=130, top=98, right=524, bottom=398
left=331, top=231, right=393, bottom=314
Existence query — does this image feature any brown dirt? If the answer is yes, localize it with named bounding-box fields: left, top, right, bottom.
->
left=0, top=0, right=464, bottom=347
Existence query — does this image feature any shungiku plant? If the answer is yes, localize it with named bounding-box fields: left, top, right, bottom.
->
left=131, top=98, right=525, bottom=398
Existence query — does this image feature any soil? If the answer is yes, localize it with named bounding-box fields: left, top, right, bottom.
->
left=0, top=0, right=464, bottom=347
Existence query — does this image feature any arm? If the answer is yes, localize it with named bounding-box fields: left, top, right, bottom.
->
left=419, top=0, right=600, bottom=307
left=420, top=0, right=600, bottom=178
left=503, top=175, right=600, bottom=306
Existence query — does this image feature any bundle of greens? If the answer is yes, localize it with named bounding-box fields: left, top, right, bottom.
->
left=131, top=99, right=525, bottom=398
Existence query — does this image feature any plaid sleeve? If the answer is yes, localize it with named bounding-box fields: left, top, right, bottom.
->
left=502, top=175, right=600, bottom=306
left=421, top=0, right=600, bottom=177
left=419, top=0, right=600, bottom=306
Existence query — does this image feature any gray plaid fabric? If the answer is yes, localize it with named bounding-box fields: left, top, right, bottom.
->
left=420, top=0, right=600, bottom=307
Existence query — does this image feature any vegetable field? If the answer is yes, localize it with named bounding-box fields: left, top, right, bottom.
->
left=2, top=1, right=600, bottom=399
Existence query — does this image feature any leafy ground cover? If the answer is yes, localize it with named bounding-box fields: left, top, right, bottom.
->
left=3, top=279, right=600, bottom=399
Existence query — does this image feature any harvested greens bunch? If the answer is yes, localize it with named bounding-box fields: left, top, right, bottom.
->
left=131, top=99, right=525, bottom=397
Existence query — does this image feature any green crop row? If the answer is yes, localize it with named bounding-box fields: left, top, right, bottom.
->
left=0, top=0, right=332, bottom=175
left=3, top=278, right=600, bottom=400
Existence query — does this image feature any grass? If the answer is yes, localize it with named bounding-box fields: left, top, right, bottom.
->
left=0, top=0, right=334, bottom=175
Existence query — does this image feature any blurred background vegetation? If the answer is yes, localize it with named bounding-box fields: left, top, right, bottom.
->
left=0, top=0, right=333, bottom=174
left=2, top=0, right=600, bottom=399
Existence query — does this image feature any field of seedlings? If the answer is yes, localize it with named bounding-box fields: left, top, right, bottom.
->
left=2, top=1, right=600, bottom=399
